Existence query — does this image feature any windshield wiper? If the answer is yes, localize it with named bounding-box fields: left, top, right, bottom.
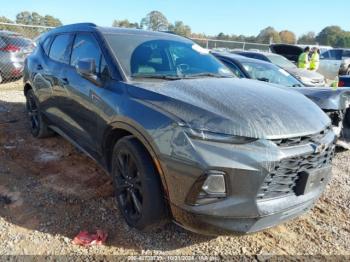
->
left=183, top=73, right=233, bottom=79
left=131, top=74, right=182, bottom=80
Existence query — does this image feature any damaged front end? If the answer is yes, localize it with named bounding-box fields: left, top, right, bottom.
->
left=292, top=87, right=350, bottom=150
left=325, top=109, right=350, bottom=149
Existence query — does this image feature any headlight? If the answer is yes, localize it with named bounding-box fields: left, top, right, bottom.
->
left=185, top=128, right=258, bottom=144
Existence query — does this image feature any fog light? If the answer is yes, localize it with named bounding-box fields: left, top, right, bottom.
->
left=186, top=171, right=227, bottom=205
left=202, top=171, right=226, bottom=194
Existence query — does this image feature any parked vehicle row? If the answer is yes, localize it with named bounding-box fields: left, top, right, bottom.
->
left=0, top=30, right=35, bottom=83
left=23, top=23, right=341, bottom=236
left=233, top=50, right=326, bottom=87
left=268, top=43, right=350, bottom=81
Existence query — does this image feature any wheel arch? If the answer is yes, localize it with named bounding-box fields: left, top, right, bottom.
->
left=102, top=121, right=170, bottom=197
left=24, top=82, right=33, bottom=96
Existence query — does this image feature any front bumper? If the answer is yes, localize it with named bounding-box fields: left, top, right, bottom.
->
left=171, top=199, right=315, bottom=235
left=160, top=127, right=336, bottom=235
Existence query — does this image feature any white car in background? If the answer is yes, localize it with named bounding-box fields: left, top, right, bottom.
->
left=318, top=49, right=350, bottom=80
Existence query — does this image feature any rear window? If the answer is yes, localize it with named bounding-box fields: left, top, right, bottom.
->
left=3, top=35, right=32, bottom=47
left=49, top=34, right=72, bottom=64
left=266, top=54, right=296, bottom=69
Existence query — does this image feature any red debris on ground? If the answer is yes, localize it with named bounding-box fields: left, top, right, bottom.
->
left=72, top=230, right=108, bottom=247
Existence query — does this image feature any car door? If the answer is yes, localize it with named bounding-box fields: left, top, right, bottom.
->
left=319, top=50, right=342, bottom=80
left=61, top=32, right=107, bottom=155
left=36, top=33, right=74, bottom=127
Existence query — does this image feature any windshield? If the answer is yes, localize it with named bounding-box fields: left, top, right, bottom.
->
left=241, top=61, right=303, bottom=87
left=266, top=54, right=296, bottom=69
left=104, top=33, right=234, bottom=79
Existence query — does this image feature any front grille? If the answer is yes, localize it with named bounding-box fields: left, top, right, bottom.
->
left=258, top=128, right=335, bottom=200
left=271, top=126, right=332, bottom=147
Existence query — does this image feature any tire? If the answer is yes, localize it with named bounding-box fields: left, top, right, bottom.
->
left=25, top=89, right=54, bottom=138
left=111, top=136, right=167, bottom=230
left=0, top=72, right=3, bottom=84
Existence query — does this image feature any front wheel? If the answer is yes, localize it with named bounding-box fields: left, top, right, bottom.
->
left=25, top=89, right=54, bottom=138
left=112, top=136, right=168, bottom=230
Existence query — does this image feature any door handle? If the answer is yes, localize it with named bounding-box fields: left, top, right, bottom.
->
left=59, top=78, right=69, bottom=86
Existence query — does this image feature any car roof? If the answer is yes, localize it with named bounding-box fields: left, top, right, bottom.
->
left=212, top=51, right=275, bottom=65
left=46, top=23, right=189, bottom=42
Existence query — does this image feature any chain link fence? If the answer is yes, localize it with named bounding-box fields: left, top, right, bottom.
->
left=0, top=22, right=53, bottom=84
left=0, top=22, right=271, bottom=84
left=190, top=37, right=270, bottom=52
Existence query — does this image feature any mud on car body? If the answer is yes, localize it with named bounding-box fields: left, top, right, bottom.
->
left=23, top=23, right=336, bottom=235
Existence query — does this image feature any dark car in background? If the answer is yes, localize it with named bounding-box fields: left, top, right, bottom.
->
left=213, top=52, right=350, bottom=149
left=233, top=50, right=326, bottom=87
left=24, top=23, right=336, bottom=235
left=0, top=30, right=35, bottom=83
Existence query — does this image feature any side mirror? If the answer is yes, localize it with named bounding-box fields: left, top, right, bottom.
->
left=76, top=59, right=100, bottom=84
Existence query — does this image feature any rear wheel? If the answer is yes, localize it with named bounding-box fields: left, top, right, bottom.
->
left=0, top=72, right=3, bottom=84
left=25, top=89, right=54, bottom=138
left=111, top=136, right=167, bottom=230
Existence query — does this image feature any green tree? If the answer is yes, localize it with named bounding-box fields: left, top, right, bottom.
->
left=140, top=11, right=169, bottom=31
left=335, top=32, right=350, bottom=48
left=112, top=19, right=139, bottom=29
left=279, top=30, right=296, bottom=44
left=0, top=16, right=14, bottom=31
left=16, top=11, right=62, bottom=27
left=316, top=26, right=343, bottom=46
left=168, top=21, right=191, bottom=37
left=298, top=32, right=316, bottom=45
left=43, top=15, right=62, bottom=27
left=256, top=27, right=281, bottom=44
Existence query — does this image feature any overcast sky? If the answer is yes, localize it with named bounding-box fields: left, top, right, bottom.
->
left=4, top=0, right=350, bottom=36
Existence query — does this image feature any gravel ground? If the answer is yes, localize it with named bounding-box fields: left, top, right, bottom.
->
left=0, top=80, right=349, bottom=258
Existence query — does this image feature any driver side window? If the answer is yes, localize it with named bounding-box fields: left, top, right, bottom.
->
left=70, top=33, right=102, bottom=74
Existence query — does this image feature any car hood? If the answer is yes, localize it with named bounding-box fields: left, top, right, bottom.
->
left=126, top=78, right=330, bottom=139
left=284, top=67, right=325, bottom=80
left=289, top=87, right=350, bottom=110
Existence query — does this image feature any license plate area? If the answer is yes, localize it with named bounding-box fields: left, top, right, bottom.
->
left=294, top=167, right=331, bottom=196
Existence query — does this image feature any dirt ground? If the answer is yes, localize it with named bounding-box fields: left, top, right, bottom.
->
left=0, top=80, right=349, bottom=258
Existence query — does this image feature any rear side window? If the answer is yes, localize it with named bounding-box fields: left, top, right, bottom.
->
left=70, top=33, right=101, bottom=73
left=42, top=36, right=52, bottom=55
left=329, top=50, right=342, bottom=60
left=342, top=50, right=350, bottom=59
left=49, top=34, right=72, bottom=64
left=321, top=51, right=330, bottom=59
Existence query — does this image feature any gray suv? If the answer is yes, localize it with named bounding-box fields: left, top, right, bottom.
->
left=23, top=23, right=336, bottom=235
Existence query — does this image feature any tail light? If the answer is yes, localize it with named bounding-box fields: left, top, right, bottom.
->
left=338, top=81, right=345, bottom=87
left=0, top=44, right=20, bottom=52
